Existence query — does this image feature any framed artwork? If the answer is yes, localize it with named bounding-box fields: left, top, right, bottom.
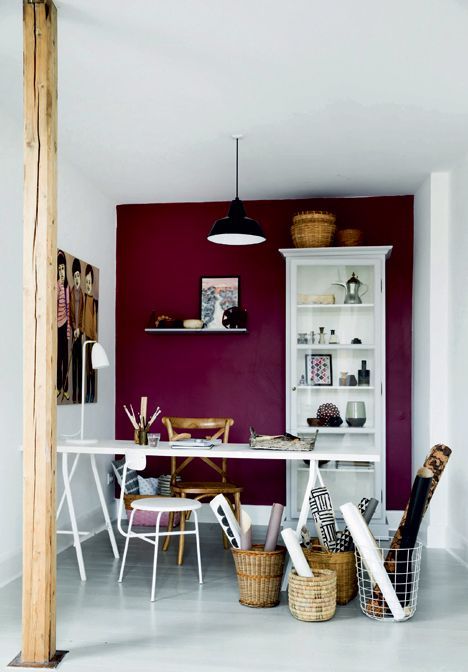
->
left=56, top=249, right=100, bottom=405
left=200, top=276, right=240, bottom=329
left=305, top=354, right=333, bottom=386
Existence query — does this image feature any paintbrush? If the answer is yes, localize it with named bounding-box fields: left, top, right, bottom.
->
left=123, top=405, right=139, bottom=430
left=146, top=407, right=161, bottom=429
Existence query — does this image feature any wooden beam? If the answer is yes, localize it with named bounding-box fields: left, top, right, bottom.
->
left=17, top=0, right=63, bottom=666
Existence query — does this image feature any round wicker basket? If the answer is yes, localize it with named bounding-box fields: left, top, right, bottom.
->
left=304, top=544, right=357, bottom=605
left=288, top=569, right=336, bottom=622
left=291, top=211, right=336, bottom=248
left=336, top=228, right=364, bottom=247
left=231, top=544, right=286, bottom=608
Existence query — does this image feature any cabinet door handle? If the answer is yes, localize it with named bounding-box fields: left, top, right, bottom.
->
left=292, top=386, right=297, bottom=391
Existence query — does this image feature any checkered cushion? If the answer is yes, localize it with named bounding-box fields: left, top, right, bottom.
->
left=137, top=476, right=158, bottom=495
left=112, top=458, right=140, bottom=494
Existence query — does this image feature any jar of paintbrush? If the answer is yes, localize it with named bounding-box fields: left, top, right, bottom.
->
left=123, top=397, right=161, bottom=446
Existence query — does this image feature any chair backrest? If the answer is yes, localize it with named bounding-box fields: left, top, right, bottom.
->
left=117, top=452, right=147, bottom=535
left=162, top=417, right=234, bottom=483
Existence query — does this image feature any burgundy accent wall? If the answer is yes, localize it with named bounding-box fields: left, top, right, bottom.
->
left=116, top=196, right=413, bottom=510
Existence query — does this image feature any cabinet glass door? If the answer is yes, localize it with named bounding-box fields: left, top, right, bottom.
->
left=288, top=259, right=383, bottom=519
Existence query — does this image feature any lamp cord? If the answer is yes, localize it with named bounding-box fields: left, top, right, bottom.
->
left=235, top=137, right=239, bottom=198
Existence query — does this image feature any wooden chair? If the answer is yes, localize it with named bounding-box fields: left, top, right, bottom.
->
left=161, top=417, right=242, bottom=564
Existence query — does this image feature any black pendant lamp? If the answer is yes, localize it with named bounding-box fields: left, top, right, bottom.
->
left=208, top=135, right=266, bottom=245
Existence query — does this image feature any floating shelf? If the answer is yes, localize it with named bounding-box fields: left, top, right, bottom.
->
left=145, top=328, right=248, bottom=334
left=297, top=303, right=374, bottom=309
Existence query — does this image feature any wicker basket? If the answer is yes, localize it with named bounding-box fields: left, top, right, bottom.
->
left=304, top=544, right=357, bottom=605
left=288, top=569, right=336, bottom=622
left=291, top=211, right=336, bottom=248
left=336, top=228, right=364, bottom=247
left=231, top=544, right=286, bottom=608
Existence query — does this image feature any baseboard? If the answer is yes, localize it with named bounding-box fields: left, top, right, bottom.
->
left=57, top=504, right=115, bottom=553
left=0, top=505, right=115, bottom=589
left=0, top=548, right=22, bottom=589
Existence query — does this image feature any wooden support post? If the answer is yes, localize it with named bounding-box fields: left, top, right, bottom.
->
left=11, top=1, right=66, bottom=668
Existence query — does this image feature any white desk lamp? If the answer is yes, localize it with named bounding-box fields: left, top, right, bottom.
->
left=70, top=340, right=109, bottom=445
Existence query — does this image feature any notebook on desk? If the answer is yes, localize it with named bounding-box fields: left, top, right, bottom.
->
left=169, top=438, right=222, bottom=449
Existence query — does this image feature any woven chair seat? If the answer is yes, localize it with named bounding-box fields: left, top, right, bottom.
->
left=172, top=481, right=243, bottom=495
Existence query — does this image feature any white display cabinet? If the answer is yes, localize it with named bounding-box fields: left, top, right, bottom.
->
left=280, top=246, right=392, bottom=532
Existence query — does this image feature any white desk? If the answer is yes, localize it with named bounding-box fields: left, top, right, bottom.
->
left=58, top=440, right=380, bottom=584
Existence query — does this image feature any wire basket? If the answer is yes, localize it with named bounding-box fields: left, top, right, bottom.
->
left=355, top=538, right=423, bottom=621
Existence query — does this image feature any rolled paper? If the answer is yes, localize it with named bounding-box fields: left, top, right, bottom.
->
left=301, top=526, right=312, bottom=550
left=384, top=444, right=451, bottom=576
left=209, top=494, right=241, bottom=550
left=393, top=468, right=432, bottom=603
left=363, top=497, right=379, bottom=525
left=239, top=508, right=252, bottom=551
left=281, top=528, right=313, bottom=578
left=264, top=503, right=285, bottom=551
left=338, top=497, right=380, bottom=552
left=309, top=487, right=338, bottom=551
left=340, top=503, right=405, bottom=621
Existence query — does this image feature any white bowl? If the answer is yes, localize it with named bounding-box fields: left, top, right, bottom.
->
left=183, top=319, right=204, bottom=329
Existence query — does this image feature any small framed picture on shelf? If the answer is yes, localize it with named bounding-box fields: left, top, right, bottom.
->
left=200, top=276, right=240, bottom=329
left=305, top=354, right=333, bottom=386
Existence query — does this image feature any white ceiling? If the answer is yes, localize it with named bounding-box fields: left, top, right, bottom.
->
left=2, top=0, right=468, bottom=203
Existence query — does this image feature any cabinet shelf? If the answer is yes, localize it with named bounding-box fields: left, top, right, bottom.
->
left=297, top=426, right=375, bottom=434
left=296, top=344, right=374, bottom=350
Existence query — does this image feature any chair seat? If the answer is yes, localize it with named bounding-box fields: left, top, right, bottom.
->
left=131, top=497, right=202, bottom=512
left=172, top=482, right=243, bottom=495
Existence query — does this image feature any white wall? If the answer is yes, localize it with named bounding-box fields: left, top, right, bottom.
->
left=413, top=173, right=450, bottom=548
left=447, top=154, right=468, bottom=566
left=0, top=110, right=116, bottom=586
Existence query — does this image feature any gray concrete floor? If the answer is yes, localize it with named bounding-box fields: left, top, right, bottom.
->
left=1, top=524, right=467, bottom=672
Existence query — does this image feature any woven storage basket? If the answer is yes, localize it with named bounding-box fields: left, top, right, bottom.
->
left=288, top=569, right=336, bottom=622
left=336, top=228, right=364, bottom=247
left=123, top=494, right=180, bottom=527
left=304, top=544, right=357, bottom=605
left=291, top=211, right=336, bottom=248
left=231, top=544, right=286, bottom=608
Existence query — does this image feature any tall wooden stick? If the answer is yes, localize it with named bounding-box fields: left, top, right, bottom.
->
left=19, top=0, right=60, bottom=666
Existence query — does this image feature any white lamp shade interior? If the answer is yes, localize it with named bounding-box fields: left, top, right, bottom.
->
left=91, top=342, right=109, bottom=369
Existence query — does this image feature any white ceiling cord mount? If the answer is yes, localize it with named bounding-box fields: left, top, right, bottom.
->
left=207, top=135, right=266, bottom=246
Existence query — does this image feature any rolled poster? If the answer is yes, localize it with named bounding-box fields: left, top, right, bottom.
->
left=281, top=528, right=314, bottom=578
left=309, top=487, right=338, bottom=551
left=209, top=494, right=241, bottom=549
left=239, top=508, right=252, bottom=551
left=264, top=503, right=285, bottom=551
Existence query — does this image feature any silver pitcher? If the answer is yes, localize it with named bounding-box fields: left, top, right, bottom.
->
left=333, top=272, right=368, bottom=304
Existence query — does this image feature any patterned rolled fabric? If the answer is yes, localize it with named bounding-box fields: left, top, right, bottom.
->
left=309, top=487, right=338, bottom=552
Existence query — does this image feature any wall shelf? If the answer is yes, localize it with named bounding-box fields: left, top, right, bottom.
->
left=297, top=303, right=374, bottom=309
left=145, top=328, right=248, bottom=334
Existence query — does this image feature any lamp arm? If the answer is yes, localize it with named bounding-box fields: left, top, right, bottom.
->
left=80, top=340, right=96, bottom=441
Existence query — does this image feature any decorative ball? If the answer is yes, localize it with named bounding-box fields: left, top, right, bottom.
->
left=316, top=403, right=342, bottom=427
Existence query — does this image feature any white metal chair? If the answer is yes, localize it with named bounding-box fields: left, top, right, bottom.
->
left=117, top=452, right=203, bottom=601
